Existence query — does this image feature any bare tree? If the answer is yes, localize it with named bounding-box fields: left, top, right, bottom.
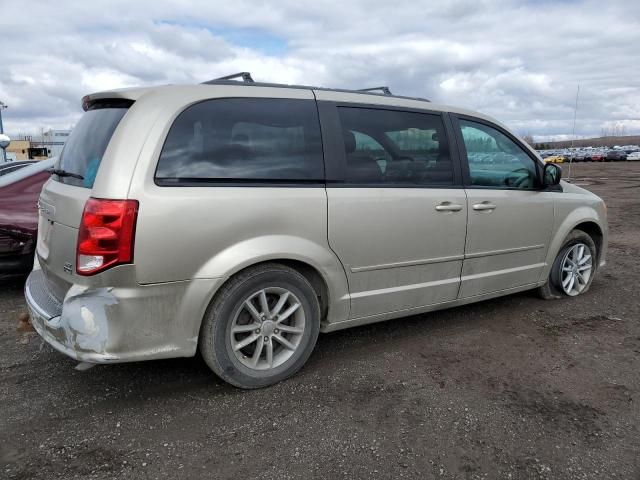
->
left=601, top=124, right=629, bottom=139
left=521, top=133, right=535, bottom=146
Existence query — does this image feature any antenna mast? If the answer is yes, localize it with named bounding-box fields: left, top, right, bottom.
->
left=567, top=84, right=580, bottom=181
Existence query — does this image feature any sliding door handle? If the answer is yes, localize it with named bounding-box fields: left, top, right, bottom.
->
left=472, top=202, right=497, bottom=211
left=435, top=202, right=463, bottom=212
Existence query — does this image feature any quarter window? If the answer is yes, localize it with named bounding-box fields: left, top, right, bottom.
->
left=337, top=107, right=453, bottom=185
left=459, top=119, right=539, bottom=189
left=155, top=98, right=324, bottom=183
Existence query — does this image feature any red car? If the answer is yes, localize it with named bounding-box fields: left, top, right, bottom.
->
left=590, top=152, right=605, bottom=162
left=0, top=159, right=53, bottom=277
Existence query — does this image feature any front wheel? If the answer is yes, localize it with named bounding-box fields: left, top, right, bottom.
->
left=538, top=230, right=597, bottom=299
left=199, top=263, right=321, bottom=389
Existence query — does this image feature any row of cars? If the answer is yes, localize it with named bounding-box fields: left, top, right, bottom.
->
left=540, top=147, right=640, bottom=163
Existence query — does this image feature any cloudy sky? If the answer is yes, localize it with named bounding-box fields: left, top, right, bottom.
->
left=1, top=0, right=638, bottom=141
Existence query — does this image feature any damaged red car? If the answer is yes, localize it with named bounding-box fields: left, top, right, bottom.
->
left=0, top=159, right=53, bottom=278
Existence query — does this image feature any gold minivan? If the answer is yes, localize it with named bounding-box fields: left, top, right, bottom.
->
left=25, top=73, right=607, bottom=388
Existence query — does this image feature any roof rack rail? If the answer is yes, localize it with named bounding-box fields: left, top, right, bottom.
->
left=203, top=72, right=254, bottom=84
left=199, top=77, right=430, bottom=102
left=357, top=86, right=392, bottom=95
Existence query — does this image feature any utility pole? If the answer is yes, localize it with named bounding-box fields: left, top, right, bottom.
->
left=0, top=101, right=8, bottom=163
left=567, top=85, right=580, bottom=181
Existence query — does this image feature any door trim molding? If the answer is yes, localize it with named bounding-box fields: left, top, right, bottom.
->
left=350, top=244, right=543, bottom=273
left=350, top=254, right=465, bottom=273
left=322, top=281, right=543, bottom=332
left=349, top=276, right=461, bottom=298
left=464, top=244, right=545, bottom=259
left=461, top=262, right=546, bottom=282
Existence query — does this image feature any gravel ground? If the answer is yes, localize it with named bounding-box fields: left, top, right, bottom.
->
left=1, top=162, right=639, bottom=480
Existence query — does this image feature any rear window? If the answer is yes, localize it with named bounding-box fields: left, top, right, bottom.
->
left=155, top=98, right=324, bottom=184
left=55, top=105, right=129, bottom=188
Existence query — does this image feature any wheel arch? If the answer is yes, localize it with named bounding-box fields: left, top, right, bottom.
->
left=209, top=258, right=332, bottom=323
left=572, top=221, right=604, bottom=264
left=193, top=236, right=351, bottom=334
left=541, top=207, right=607, bottom=282
left=275, top=259, right=330, bottom=320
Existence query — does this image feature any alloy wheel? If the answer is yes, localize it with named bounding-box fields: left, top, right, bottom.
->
left=229, top=287, right=305, bottom=370
left=560, top=243, right=593, bottom=296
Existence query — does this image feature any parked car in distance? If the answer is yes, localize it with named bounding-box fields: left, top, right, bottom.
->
left=626, top=151, right=640, bottom=161
left=545, top=155, right=565, bottom=163
left=606, top=150, right=627, bottom=161
left=572, top=151, right=588, bottom=162
left=0, top=159, right=54, bottom=278
left=25, top=77, right=608, bottom=389
left=590, top=152, right=605, bottom=162
left=0, top=160, right=38, bottom=177
left=617, top=145, right=639, bottom=154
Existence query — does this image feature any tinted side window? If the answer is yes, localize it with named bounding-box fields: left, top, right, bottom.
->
left=459, top=119, right=538, bottom=190
left=56, top=106, right=129, bottom=188
left=156, top=98, right=323, bottom=183
left=337, top=107, right=453, bottom=186
left=352, top=131, right=392, bottom=174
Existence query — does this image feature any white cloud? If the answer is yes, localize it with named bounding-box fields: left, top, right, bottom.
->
left=0, top=0, right=639, bottom=140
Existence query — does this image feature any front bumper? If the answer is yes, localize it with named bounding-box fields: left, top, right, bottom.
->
left=25, top=268, right=220, bottom=364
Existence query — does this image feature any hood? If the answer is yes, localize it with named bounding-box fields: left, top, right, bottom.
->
left=560, top=180, right=600, bottom=198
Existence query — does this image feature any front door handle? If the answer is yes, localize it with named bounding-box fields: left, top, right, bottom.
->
left=472, top=202, right=497, bottom=211
left=435, top=202, right=463, bottom=212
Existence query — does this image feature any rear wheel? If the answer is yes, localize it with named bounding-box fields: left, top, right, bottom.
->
left=199, top=263, right=320, bottom=389
left=539, top=230, right=597, bottom=299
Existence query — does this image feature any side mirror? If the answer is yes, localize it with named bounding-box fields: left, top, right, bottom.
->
left=543, top=163, right=562, bottom=187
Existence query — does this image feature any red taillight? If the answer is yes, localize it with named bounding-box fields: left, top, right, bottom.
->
left=76, top=198, right=139, bottom=275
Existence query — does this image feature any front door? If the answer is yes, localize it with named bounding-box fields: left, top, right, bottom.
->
left=453, top=116, right=555, bottom=298
left=323, top=104, right=467, bottom=319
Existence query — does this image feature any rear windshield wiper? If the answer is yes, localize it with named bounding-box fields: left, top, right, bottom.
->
left=48, top=168, right=84, bottom=180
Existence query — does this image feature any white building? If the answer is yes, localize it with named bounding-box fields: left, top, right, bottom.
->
left=40, top=129, right=71, bottom=157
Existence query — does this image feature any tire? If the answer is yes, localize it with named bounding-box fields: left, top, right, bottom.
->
left=538, top=230, right=597, bottom=300
left=199, top=263, right=321, bottom=389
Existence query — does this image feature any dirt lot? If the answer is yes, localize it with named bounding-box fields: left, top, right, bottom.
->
left=1, top=162, right=639, bottom=479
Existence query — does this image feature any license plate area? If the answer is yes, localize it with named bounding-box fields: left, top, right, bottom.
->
left=36, top=199, right=56, bottom=260
left=37, top=214, right=54, bottom=260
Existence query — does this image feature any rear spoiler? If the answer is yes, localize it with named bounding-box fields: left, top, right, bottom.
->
left=81, top=98, right=134, bottom=112
left=81, top=85, right=160, bottom=111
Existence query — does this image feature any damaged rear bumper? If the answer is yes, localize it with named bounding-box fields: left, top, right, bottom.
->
left=25, top=273, right=120, bottom=363
left=25, top=268, right=221, bottom=364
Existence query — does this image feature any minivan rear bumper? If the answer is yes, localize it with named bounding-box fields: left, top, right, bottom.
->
left=25, top=269, right=118, bottom=362
left=25, top=268, right=219, bottom=364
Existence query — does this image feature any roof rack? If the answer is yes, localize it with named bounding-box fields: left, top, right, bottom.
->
left=357, top=86, right=392, bottom=95
left=200, top=72, right=429, bottom=102
left=203, top=72, right=254, bottom=84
